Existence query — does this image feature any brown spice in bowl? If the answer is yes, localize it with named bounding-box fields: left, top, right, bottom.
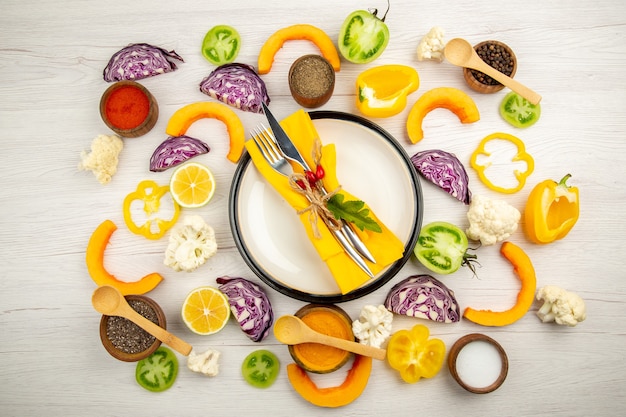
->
left=289, top=55, right=335, bottom=108
left=470, top=42, right=515, bottom=85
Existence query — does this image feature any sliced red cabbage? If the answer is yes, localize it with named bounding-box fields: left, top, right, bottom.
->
left=199, top=63, right=270, bottom=114
left=149, top=135, right=210, bottom=172
left=384, top=274, right=460, bottom=323
left=410, top=149, right=471, bottom=204
left=103, top=43, right=184, bottom=82
left=216, top=276, right=273, bottom=342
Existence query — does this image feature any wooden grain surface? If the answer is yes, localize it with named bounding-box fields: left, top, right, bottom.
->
left=1, top=0, right=625, bottom=415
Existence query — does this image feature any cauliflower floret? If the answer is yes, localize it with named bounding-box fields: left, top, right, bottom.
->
left=187, top=348, right=221, bottom=377
left=417, top=26, right=445, bottom=62
left=164, top=215, right=217, bottom=272
left=352, top=305, right=393, bottom=348
left=78, top=134, right=123, bottom=184
left=536, top=285, right=586, bottom=327
left=466, top=194, right=520, bottom=245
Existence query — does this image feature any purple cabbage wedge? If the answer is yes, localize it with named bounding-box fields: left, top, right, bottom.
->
left=216, top=276, right=273, bottom=342
left=199, top=63, right=270, bottom=114
left=149, top=135, right=210, bottom=172
left=384, top=274, right=460, bottom=323
left=103, top=43, right=184, bottom=82
left=410, top=149, right=471, bottom=204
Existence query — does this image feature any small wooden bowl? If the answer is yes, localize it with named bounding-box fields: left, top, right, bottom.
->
left=99, top=80, right=159, bottom=138
left=288, top=55, right=335, bottom=108
left=99, top=294, right=166, bottom=362
left=447, top=333, right=509, bottom=394
left=463, top=40, right=517, bottom=94
left=288, top=304, right=354, bottom=374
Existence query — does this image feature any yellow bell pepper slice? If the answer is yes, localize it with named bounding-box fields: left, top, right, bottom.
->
left=524, top=174, right=580, bottom=244
left=123, top=180, right=180, bottom=240
left=355, top=65, right=419, bottom=118
left=386, top=324, right=446, bottom=383
left=470, top=132, right=534, bottom=194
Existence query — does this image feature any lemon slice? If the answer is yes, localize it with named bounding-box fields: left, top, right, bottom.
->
left=181, top=286, right=230, bottom=335
left=169, top=162, right=216, bottom=208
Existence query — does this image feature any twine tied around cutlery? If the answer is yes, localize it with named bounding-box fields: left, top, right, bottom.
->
left=289, top=174, right=342, bottom=239
left=288, top=137, right=342, bottom=239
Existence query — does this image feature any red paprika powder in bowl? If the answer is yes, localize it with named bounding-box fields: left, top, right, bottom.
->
left=99, top=81, right=158, bottom=138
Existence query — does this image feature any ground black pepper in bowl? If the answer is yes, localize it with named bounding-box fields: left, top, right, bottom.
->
left=289, top=54, right=335, bottom=108
left=99, top=294, right=166, bottom=362
left=463, top=40, right=517, bottom=94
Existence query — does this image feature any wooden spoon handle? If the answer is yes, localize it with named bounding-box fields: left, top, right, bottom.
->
left=472, top=61, right=542, bottom=105
left=313, top=333, right=387, bottom=361
left=127, top=311, right=193, bottom=356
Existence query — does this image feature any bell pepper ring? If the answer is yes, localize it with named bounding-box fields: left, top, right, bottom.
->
left=524, top=174, right=580, bottom=244
left=123, top=180, right=180, bottom=240
left=470, top=132, right=534, bottom=194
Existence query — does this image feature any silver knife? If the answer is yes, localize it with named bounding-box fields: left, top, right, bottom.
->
left=262, top=102, right=377, bottom=265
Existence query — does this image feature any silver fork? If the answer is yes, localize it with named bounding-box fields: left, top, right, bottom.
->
left=251, top=125, right=375, bottom=279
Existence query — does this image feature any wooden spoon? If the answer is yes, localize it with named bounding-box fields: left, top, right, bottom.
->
left=273, top=315, right=386, bottom=361
left=92, top=285, right=192, bottom=356
left=444, top=38, right=542, bottom=105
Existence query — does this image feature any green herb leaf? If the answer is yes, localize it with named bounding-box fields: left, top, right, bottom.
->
left=327, top=194, right=382, bottom=233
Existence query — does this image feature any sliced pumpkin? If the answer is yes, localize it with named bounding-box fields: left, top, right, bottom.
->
left=406, top=87, right=480, bottom=143
left=165, top=101, right=245, bottom=163
left=86, top=220, right=163, bottom=295
left=287, top=355, right=372, bottom=408
left=463, top=241, right=536, bottom=326
left=258, top=24, right=341, bottom=75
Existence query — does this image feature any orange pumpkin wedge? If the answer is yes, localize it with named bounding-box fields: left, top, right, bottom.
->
left=287, top=355, right=373, bottom=408
left=165, top=101, right=245, bottom=163
left=86, top=220, right=163, bottom=295
left=406, top=87, right=480, bottom=143
left=258, top=24, right=341, bottom=74
left=463, top=241, right=536, bottom=326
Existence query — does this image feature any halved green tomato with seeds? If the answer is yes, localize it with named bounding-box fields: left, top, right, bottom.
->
left=414, top=221, right=475, bottom=275
left=338, top=10, right=390, bottom=64
left=135, top=347, right=179, bottom=392
left=202, top=25, right=241, bottom=65
left=499, top=91, right=541, bottom=128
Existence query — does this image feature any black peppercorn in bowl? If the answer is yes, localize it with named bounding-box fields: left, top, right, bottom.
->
left=99, top=294, right=166, bottom=362
left=463, top=40, right=517, bottom=94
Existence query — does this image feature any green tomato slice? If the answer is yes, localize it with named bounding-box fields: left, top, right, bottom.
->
left=499, top=91, right=541, bottom=128
left=135, top=347, right=179, bottom=392
left=414, top=221, right=469, bottom=274
left=241, top=349, right=279, bottom=389
left=202, top=25, right=241, bottom=65
left=338, top=10, right=390, bottom=64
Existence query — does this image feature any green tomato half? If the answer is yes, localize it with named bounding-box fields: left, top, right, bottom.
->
left=499, top=91, right=541, bottom=128
left=135, top=347, right=179, bottom=392
left=338, top=10, right=390, bottom=64
left=202, top=25, right=241, bottom=65
left=414, top=221, right=469, bottom=275
left=241, top=349, right=280, bottom=389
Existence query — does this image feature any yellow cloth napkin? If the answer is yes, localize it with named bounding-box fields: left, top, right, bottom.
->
left=245, top=109, right=405, bottom=294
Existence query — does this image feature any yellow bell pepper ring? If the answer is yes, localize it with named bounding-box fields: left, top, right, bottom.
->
left=470, top=132, right=534, bottom=194
left=123, top=180, right=181, bottom=240
left=355, top=65, right=419, bottom=118
left=386, top=324, right=446, bottom=383
left=524, top=174, right=580, bottom=244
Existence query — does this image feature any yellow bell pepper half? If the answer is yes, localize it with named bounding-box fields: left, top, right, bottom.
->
left=123, top=180, right=180, bottom=240
left=355, top=65, right=419, bottom=118
left=386, top=324, right=446, bottom=383
left=524, top=174, right=580, bottom=244
left=470, top=132, right=534, bottom=194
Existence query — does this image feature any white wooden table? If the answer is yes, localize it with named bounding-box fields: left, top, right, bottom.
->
left=1, top=0, right=625, bottom=415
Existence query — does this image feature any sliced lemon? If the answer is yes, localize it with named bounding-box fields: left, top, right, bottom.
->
left=181, top=286, right=230, bottom=335
left=169, top=162, right=216, bottom=208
